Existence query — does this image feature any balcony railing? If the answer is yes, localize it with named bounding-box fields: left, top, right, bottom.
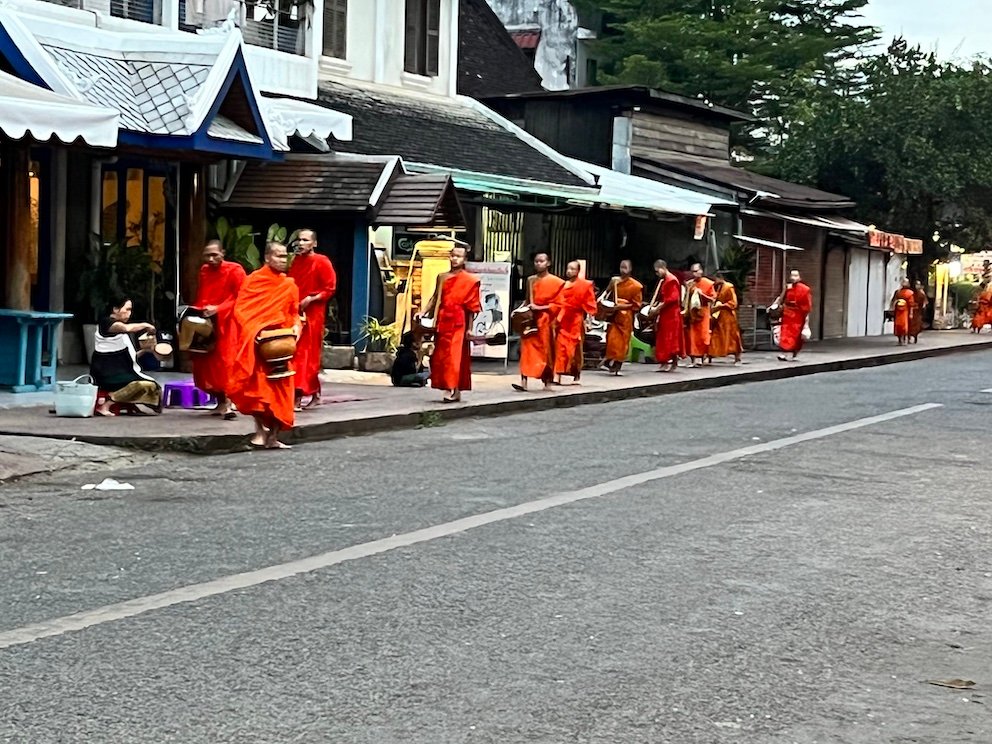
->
left=42, top=0, right=160, bottom=24
left=180, top=0, right=307, bottom=55
left=39, top=0, right=306, bottom=56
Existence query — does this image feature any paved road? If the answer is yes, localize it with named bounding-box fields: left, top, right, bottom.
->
left=1, top=353, right=991, bottom=743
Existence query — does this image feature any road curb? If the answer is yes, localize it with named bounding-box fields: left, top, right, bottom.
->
left=6, top=340, right=990, bottom=456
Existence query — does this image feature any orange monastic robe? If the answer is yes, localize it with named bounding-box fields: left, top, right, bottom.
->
left=228, top=266, right=300, bottom=431
left=431, top=270, right=482, bottom=392
left=972, top=287, right=992, bottom=330
left=192, top=260, right=246, bottom=396
left=520, top=274, right=565, bottom=380
left=605, top=277, right=643, bottom=363
left=709, top=281, right=743, bottom=358
left=553, top=277, right=598, bottom=377
left=910, top=289, right=927, bottom=338
left=684, top=276, right=715, bottom=357
left=892, top=287, right=915, bottom=337
left=780, top=281, right=812, bottom=353
left=288, top=252, right=337, bottom=397
left=654, top=273, right=684, bottom=363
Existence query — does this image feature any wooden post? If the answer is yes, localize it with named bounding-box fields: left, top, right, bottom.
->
left=3, top=143, right=33, bottom=310
left=177, top=162, right=208, bottom=372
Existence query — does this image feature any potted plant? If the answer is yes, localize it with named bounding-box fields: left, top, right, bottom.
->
left=356, top=316, right=399, bottom=373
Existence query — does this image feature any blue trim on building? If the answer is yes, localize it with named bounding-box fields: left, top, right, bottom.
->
left=350, top=220, right=370, bottom=349
left=193, top=48, right=273, bottom=152
left=0, top=24, right=49, bottom=88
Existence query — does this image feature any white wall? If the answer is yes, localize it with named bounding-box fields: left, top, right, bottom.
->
left=318, top=0, right=459, bottom=99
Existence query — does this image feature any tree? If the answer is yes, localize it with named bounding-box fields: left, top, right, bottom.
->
left=772, top=39, right=992, bottom=257
left=591, top=0, right=878, bottom=150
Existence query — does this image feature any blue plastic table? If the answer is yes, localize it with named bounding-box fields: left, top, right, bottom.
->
left=0, top=309, right=74, bottom=392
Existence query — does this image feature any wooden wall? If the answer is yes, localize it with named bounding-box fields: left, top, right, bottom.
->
left=628, top=111, right=730, bottom=162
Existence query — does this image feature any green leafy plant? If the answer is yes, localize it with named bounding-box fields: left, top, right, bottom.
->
left=212, top=216, right=261, bottom=273
left=78, top=234, right=160, bottom=322
left=720, top=240, right=757, bottom=304
left=357, top=316, right=400, bottom=353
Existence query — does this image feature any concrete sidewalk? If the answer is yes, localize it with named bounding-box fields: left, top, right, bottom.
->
left=1, top=330, right=989, bottom=455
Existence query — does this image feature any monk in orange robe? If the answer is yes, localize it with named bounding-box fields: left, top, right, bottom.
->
left=648, top=259, right=684, bottom=372
left=425, top=244, right=482, bottom=403
left=514, top=252, right=564, bottom=392
left=773, top=269, right=813, bottom=361
left=228, top=242, right=300, bottom=449
left=288, top=229, right=337, bottom=410
left=708, top=274, right=743, bottom=365
left=552, top=259, right=598, bottom=385
left=602, top=259, right=643, bottom=375
left=910, top=280, right=928, bottom=343
left=191, top=240, right=246, bottom=418
left=890, top=278, right=916, bottom=345
left=683, top=262, right=715, bottom=367
left=971, top=283, right=992, bottom=333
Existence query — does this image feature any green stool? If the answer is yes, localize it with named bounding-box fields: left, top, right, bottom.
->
left=627, top=334, right=654, bottom=363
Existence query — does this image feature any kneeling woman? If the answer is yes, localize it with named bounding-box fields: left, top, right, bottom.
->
left=90, top=297, right=163, bottom=415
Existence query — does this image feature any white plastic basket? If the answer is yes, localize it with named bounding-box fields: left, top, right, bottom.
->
left=54, top=374, right=98, bottom=418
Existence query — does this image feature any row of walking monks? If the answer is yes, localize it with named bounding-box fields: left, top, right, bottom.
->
left=191, top=232, right=336, bottom=449
left=422, top=250, right=816, bottom=402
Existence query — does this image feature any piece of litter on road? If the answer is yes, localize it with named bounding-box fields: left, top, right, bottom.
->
left=80, top=478, right=134, bottom=491
left=35, top=571, right=47, bottom=575
left=927, top=678, right=976, bottom=689
left=751, top=437, right=761, bottom=441
left=733, top=611, right=744, bottom=616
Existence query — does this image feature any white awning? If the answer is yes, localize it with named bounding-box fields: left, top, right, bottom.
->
left=743, top=208, right=871, bottom=233
left=261, top=97, right=353, bottom=152
left=0, top=69, right=118, bottom=147
left=568, top=157, right=735, bottom=216
left=733, top=234, right=804, bottom=251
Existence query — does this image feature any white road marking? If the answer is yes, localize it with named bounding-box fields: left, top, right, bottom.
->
left=981, top=389, right=992, bottom=394
left=0, top=403, right=942, bottom=651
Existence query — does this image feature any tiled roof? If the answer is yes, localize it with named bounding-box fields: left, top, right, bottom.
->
left=635, top=154, right=856, bottom=210
left=458, top=0, right=543, bottom=97
left=42, top=45, right=211, bottom=135
left=316, top=81, right=587, bottom=187
left=208, top=114, right=264, bottom=144
left=374, top=173, right=466, bottom=229
left=224, top=155, right=389, bottom=212
left=510, top=30, right=541, bottom=50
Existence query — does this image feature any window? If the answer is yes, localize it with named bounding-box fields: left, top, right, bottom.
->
left=404, top=0, right=440, bottom=77
left=322, top=0, right=347, bottom=59
left=109, top=0, right=160, bottom=24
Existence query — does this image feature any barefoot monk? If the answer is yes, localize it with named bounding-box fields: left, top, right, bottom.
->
left=228, top=242, right=300, bottom=449
left=424, top=244, right=482, bottom=403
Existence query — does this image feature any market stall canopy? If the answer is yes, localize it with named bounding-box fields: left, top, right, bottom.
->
left=0, top=69, right=118, bottom=147
left=260, top=96, right=353, bottom=152
left=569, top=157, right=735, bottom=217
left=408, top=164, right=600, bottom=205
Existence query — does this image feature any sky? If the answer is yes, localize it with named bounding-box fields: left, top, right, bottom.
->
left=859, top=0, right=992, bottom=60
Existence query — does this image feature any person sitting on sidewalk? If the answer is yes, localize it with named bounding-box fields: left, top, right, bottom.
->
left=90, top=296, right=163, bottom=416
left=391, top=332, right=430, bottom=387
